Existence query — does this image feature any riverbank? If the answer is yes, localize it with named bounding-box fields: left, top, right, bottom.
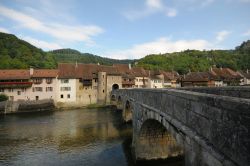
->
left=0, top=99, right=55, bottom=115
left=0, top=99, right=118, bottom=115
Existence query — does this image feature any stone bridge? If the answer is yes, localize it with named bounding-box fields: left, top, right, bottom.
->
left=111, top=87, right=250, bottom=166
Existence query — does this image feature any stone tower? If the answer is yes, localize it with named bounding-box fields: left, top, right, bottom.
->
left=97, top=71, right=107, bottom=104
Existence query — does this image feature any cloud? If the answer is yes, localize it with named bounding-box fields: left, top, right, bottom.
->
left=103, top=37, right=212, bottom=59
left=123, top=0, right=177, bottom=20
left=21, top=36, right=62, bottom=50
left=243, top=29, right=250, bottom=36
left=0, top=27, right=10, bottom=33
left=216, top=30, right=231, bottom=42
left=0, top=5, right=104, bottom=44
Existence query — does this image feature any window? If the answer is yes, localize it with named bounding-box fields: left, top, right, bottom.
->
left=46, top=87, right=53, bottom=92
left=21, top=88, right=26, bottom=92
left=67, top=94, right=70, bottom=98
left=61, top=94, right=64, bottom=98
left=0, top=89, right=4, bottom=92
left=36, top=96, right=39, bottom=100
left=103, top=89, right=105, bottom=93
left=17, top=91, right=21, bottom=95
left=46, top=78, right=53, bottom=84
left=33, top=78, right=42, bottom=84
left=8, top=88, right=13, bottom=92
left=61, top=79, right=69, bottom=83
left=33, top=87, right=43, bottom=92
left=60, top=87, right=71, bottom=91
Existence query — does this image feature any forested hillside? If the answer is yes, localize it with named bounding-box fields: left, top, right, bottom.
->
left=50, top=49, right=134, bottom=65
left=137, top=40, right=250, bottom=74
left=0, top=32, right=57, bottom=69
left=0, top=32, right=133, bottom=69
left=0, top=32, right=249, bottom=73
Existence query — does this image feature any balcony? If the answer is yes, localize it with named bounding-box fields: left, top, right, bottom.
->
left=82, top=79, right=92, bottom=86
left=122, top=80, right=135, bottom=85
left=0, top=82, right=33, bottom=88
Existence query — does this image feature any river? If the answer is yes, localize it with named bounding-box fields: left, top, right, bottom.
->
left=0, top=108, right=183, bottom=166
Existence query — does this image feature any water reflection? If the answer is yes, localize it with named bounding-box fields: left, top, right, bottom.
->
left=0, top=108, right=183, bottom=166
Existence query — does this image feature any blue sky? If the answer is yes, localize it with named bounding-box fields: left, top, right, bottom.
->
left=0, top=0, right=250, bottom=59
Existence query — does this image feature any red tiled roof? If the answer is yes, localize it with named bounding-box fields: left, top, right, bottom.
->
left=58, top=63, right=77, bottom=79
left=182, top=72, right=218, bottom=82
left=32, top=69, right=58, bottom=78
left=113, top=64, right=130, bottom=72
left=131, top=67, right=149, bottom=77
left=0, top=70, right=30, bottom=80
left=58, top=63, right=122, bottom=79
left=160, top=70, right=179, bottom=81
left=211, top=68, right=242, bottom=80
left=238, top=71, right=250, bottom=79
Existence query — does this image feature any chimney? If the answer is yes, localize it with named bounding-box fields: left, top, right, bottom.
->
left=128, top=63, right=131, bottom=70
left=97, top=62, right=100, bottom=65
left=30, top=67, right=34, bottom=76
left=75, top=61, right=78, bottom=68
left=220, top=67, right=222, bottom=70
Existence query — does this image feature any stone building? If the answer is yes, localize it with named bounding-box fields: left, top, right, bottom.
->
left=0, top=69, right=32, bottom=101
left=237, top=69, right=250, bottom=85
left=160, top=70, right=180, bottom=88
left=30, top=69, right=58, bottom=101
left=57, top=63, right=122, bottom=107
left=0, top=69, right=58, bottom=101
left=181, top=71, right=219, bottom=87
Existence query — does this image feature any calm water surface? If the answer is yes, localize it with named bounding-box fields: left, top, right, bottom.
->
left=0, top=108, right=183, bottom=166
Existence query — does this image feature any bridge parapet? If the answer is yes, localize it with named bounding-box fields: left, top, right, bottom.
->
left=112, top=88, right=250, bottom=166
left=181, top=86, right=250, bottom=99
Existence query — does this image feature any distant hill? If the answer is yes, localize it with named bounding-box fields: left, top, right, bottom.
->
left=49, top=48, right=134, bottom=65
left=0, top=32, right=134, bottom=69
left=0, top=32, right=57, bottom=69
left=137, top=41, right=250, bottom=74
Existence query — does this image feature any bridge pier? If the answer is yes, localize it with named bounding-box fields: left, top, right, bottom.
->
left=133, top=119, right=183, bottom=160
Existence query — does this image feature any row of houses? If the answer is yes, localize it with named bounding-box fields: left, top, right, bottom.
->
left=0, top=63, right=179, bottom=107
left=0, top=63, right=249, bottom=107
left=181, top=67, right=250, bottom=87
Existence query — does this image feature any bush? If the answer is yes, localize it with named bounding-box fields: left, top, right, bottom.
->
left=0, top=94, right=8, bottom=102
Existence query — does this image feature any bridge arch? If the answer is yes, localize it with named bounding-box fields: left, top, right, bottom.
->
left=123, top=100, right=132, bottom=122
left=134, top=118, right=184, bottom=160
left=116, top=96, right=123, bottom=109
left=111, top=94, right=116, bottom=101
left=110, top=94, right=116, bottom=105
left=112, top=84, right=119, bottom=90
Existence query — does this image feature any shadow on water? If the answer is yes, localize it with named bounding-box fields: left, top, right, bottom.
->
left=122, top=138, right=184, bottom=166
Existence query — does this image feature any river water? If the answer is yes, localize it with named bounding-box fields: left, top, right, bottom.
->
left=0, top=108, right=183, bottom=166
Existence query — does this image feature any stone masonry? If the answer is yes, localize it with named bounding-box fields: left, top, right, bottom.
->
left=112, top=87, right=250, bottom=166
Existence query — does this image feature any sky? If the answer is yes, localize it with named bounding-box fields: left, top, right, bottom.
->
left=0, top=0, right=250, bottom=59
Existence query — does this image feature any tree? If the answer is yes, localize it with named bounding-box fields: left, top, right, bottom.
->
left=0, top=94, right=8, bottom=102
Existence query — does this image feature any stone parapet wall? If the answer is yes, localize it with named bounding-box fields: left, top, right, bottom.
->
left=181, top=86, right=250, bottom=99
